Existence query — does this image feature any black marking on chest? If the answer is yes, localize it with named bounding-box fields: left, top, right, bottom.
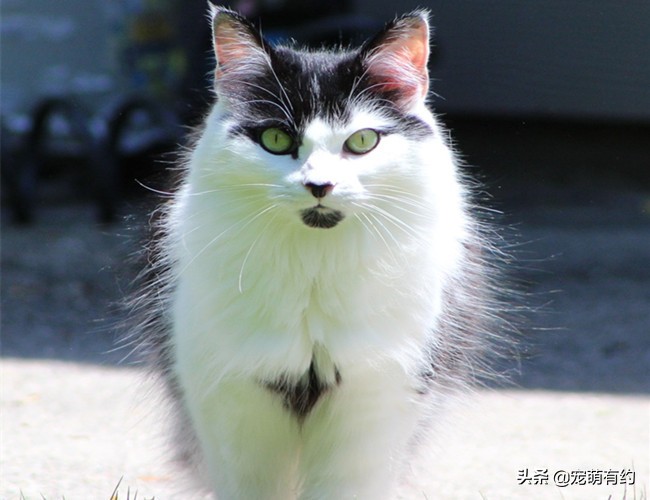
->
left=263, top=361, right=341, bottom=420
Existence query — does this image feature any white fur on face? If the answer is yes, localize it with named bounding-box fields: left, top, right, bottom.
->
left=191, top=104, right=465, bottom=237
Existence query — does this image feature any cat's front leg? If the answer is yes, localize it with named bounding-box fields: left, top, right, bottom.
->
left=188, top=377, right=300, bottom=500
left=298, top=361, right=424, bottom=500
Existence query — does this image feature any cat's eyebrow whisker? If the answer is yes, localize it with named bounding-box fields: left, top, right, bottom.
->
left=346, top=62, right=377, bottom=105
left=226, top=73, right=294, bottom=125
left=230, top=98, right=294, bottom=125
left=264, top=59, right=295, bottom=114
left=346, top=65, right=372, bottom=105
left=350, top=81, right=396, bottom=108
left=230, top=78, right=287, bottom=102
left=233, top=99, right=293, bottom=124
left=222, top=77, right=290, bottom=105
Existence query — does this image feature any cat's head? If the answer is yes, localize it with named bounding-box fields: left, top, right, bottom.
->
left=194, top=7, right=459, bottom=233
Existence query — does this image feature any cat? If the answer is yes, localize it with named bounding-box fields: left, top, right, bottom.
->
left=131, top=6, right=512, bottom=499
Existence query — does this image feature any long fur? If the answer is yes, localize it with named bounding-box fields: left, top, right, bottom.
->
left=125, top=7, right=517, bottom=499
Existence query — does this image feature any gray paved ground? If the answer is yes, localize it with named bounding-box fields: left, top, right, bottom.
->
left=1, top=181, right=649, bottom=499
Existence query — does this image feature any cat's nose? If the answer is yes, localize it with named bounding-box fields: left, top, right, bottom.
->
left=304, top=182, right=334, bottom=199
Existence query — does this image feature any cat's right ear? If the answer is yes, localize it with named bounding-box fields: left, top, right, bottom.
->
left=210, top=7, right=270, bottom=92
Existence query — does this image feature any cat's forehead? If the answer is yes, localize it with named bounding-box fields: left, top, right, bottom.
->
left=225, top=46, right=360, bottom=127
left=274, top=47, right=360, bottom=122
left=303, top=110, right=393, bottom=143
left=225, top=45, right=432, bottom=139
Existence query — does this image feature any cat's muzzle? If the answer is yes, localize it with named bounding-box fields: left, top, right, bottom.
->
left=300, top=206, right=345, bottom=229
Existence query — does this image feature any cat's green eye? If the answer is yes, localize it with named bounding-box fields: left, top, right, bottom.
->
left=260, top=127, right=294, bottom=155
left=344, top=128, right=380, bottom=155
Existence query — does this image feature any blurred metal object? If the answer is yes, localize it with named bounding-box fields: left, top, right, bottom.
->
left=2, top=116, right=35, bottom=224
left=1, top=94, right=180, bottom=225
left=98, top=94, right=181, bottom=201
left=2, top=98, right=103, bottom=224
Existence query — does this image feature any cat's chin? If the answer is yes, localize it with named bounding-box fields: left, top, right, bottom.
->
left=300, top=207, right=345, bottom=229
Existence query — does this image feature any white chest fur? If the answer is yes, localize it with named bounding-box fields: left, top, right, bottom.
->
left=171, top=198, right=447, bottom=386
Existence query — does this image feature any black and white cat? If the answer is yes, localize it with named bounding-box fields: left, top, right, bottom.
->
left=135, top=6, right=510, bottom=498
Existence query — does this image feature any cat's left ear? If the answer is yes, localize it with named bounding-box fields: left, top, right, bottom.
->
left=360, top=11, right=430, bottom=109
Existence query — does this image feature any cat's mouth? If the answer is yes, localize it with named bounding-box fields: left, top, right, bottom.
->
left=300, top=206, right=345, bottom=229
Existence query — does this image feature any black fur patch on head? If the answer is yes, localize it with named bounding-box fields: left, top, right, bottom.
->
left=220, top=41, right=433, bottom=143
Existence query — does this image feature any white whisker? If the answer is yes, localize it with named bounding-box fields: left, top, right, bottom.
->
left=178, top=203, right=278, bottom=278
left=366, top=193, right=430, bottom=216
left=226, top=73, right=295, bottom=125
left=188, top=183, right=285, bottom=198
left=363, top=184, right=430, bottom=204
left=230, top=98, right=294, bottom=124
left=366, top=203, right=420, bottom=239
left=181, top=195, right=275, bottom=227
left=134, top=179, right=176, bottom=197
left=264, top=59, right=294, bottom=114
left=353, top=205, right=401, bottom=266
left=238, top=209, right=280, bottom=293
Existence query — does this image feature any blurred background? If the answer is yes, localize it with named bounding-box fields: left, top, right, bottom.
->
left=1, top=0, right=649, bottom=389
left=1, top=1, right=649, bottom=497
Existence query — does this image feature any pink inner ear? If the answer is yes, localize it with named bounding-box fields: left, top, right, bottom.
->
left=405, top=24, right=429, bottom=75
left=213, top=14, right=267, bottom=81
left=366, top=20, right=430, bottom=106
left=214, top=19, right=246, bottom=75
